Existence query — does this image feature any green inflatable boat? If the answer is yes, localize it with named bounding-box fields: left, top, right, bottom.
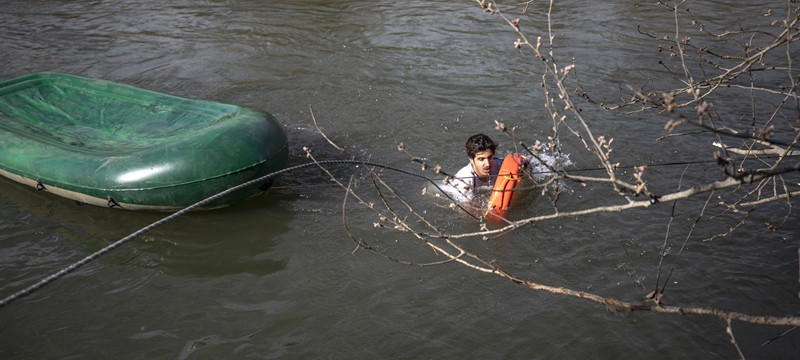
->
left=0, top=72, right=288, bottom=210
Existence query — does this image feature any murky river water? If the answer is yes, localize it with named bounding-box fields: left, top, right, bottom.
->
left=1, top=0, right=798, bottom=358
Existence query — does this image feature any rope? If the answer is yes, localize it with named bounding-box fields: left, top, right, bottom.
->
left=527, top=159, right=722, bottom=176
left=0, top=159, right=459, bottom=309
left=0, top=156, right=738, bottom=308
left=272, top=159, right=726, bottom=189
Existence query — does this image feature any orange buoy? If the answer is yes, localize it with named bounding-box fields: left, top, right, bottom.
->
left=485, top=153, right=525, bottom=220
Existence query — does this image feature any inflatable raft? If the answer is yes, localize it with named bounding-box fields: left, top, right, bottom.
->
left=0, top=72, right=288, bottom=210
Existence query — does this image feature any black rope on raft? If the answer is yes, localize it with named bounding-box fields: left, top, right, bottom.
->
left=0, top=159, right=467, bottom=309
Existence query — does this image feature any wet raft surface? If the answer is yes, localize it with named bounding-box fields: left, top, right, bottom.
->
left=0, top=72, right=288, bottom=210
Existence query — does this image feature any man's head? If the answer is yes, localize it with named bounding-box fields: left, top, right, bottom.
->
left=465, top=134, right=497, bottom=179
left=465, top=134, right=497, bottom=159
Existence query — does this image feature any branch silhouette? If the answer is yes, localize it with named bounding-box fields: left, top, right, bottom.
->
left=305, top=0, right=800, bottom=356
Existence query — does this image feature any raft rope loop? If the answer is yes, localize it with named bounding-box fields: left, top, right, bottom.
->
left=107, top=196, right=120, bottom=208
left=0, top=156, right=736, bottom=309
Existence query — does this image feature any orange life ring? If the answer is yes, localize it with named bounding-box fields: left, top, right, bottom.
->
left=485, top=153, right=525, bottom=220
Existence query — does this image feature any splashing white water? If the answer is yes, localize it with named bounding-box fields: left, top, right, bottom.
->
left=526, top=140, right=573, bottom=181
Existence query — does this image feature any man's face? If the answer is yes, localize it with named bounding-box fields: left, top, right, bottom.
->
left=469, top=150, right=494, bottom=178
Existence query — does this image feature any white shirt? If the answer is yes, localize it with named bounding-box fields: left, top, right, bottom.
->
left=441, top=157, right=504, bottom=202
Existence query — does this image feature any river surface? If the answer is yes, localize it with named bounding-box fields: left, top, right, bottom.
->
left=1, top=0, right=798, bottom=359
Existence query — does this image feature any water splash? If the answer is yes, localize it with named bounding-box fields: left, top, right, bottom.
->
left=526, top=140, right=573, bottom=182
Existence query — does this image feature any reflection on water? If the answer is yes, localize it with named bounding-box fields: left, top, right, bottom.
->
left=0, top=0, right=798, bottom=359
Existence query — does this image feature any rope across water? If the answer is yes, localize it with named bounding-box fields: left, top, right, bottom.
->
left=0, top=156, right=730, bottom=308
left=0, top=159, right=436, bottom=309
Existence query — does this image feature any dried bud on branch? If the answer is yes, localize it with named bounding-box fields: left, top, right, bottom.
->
left=494, top=120, right=507, bottom=133
left=479, top=0, right=497, bottom=14
left=664, top=118, right=687, bottom=132
left=561, top=64, right=575, bottom=76
left=597, top=135, right=614, bottom=157
left=662, top=91, right=676, bottom=112
left=695, top=101, right=710, bottom=119
left=532, top=143, right=543, bottom=155
left=758, top=125, right=774, bottom=140
left=633, top=165, right=647, bottom=195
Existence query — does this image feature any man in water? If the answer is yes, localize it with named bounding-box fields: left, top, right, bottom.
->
left=442, top=133, right=505, bottom=202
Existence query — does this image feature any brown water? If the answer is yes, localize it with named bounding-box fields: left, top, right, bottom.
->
left=1, top=0, right=798, bottom=359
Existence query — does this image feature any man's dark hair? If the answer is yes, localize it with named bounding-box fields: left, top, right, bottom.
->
left=465, top=134, right=497, bottom=159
